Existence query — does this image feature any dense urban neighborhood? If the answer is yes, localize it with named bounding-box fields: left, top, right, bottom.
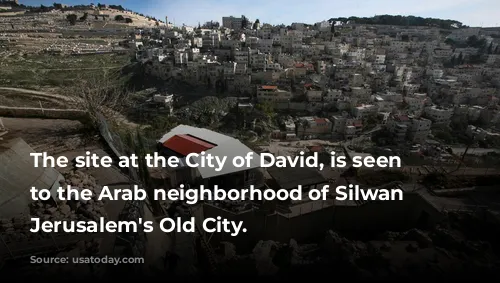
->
left=1, top=1, right=500, bottom=280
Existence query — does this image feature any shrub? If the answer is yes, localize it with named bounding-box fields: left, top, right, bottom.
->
left=66, top=14, right=77, bottom=25
left=79, top=12, right=88, bottom=21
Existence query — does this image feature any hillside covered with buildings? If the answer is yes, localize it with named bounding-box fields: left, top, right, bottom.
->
left=1, top=2, right=500, bottom=280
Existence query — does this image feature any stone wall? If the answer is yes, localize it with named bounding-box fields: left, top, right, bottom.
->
left=0, top=106, right=88, bottom=120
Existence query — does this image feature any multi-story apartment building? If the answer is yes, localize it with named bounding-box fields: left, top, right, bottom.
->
left=297, top=117, right=332, bottom=137
left=407, top=117, right=432, bottom=143
left=324, top=89, right=342, bottom=102
left=386, top=115, right=411, bottom=143
left=332, top=115, right=362, bottom=138
left=304, top=84, right=323, bottom=102
left=424, top=105, right=453, bottom=125
left=352, top=104, right=377, bottom=119
left=222, top=16, right=243, bottom=30
left=250, top=51, right=271, bottom=70
left=234, top=48, right=250, bottom=65
left=202, top=32, right=221, bottom=49
left=256, top=85, right=292, bottom=103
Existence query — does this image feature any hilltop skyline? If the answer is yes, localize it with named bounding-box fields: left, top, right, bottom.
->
left=19, top=0, right=500, bottom=27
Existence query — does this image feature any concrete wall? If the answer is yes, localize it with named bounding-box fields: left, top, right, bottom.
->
left=275, top=102, right=331, bottom=112
left=203, top=192, right=445, bottom=251
left=203, top=203, right=335, bottom=252
left=203, top=204, right=261, bottom=252
left=0, top=106, right=88, bottom=121
left=266, top=206, right=335, bottom=243
left=333, top=193, right=444, bottom=233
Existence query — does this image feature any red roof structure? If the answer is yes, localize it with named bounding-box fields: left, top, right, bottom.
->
left=395, top=115, right=409, bottom=121
left=308, top=145, right=323, bottom=152
left=260, top=85, right=278, bottom=90
left=314, top=118, right=327, bottom=124
left=162, top=134, right=216, bottom=156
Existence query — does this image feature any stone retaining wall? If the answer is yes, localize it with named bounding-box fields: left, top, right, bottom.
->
left=0, top=106, right=88, bottom=120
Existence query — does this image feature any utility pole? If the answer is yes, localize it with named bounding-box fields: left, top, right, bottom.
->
left=39, top=100, right=44, bottom=115
left=456, top=132, right=476, bottom=171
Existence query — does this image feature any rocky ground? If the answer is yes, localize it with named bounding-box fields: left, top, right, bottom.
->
left=2, top=117, right=99, bottom=155
left=216, top=211, right=500, bottom=280
left=0, top=169, right=107, bottom=242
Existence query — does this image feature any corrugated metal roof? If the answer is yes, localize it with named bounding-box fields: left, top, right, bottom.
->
left=158, top=125, right=260, bottom=179
left=162, top=134, right=215, bottom=156
left=308, top=145, right=323, bottom=152
left=260, top=85, right=278, bottom=90
left=159, top=125, right=233, bottom=146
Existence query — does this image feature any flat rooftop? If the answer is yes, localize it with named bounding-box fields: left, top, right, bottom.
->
left=267, top=166, right=326, bottom=191
left=279, top=199, right=335, bottom=218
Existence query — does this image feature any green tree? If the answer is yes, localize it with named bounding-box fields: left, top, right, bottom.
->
left=66, top=14, right=77, bottom=25
left=467, top=35, right=478, bottom=46
left=125, top=18, right=133, bottom=23
left=252, top=19, right=260, bottom=29
left=327, top=15, right=463, bottom=29
left=444, top=38, right=455, bottom=46
left=241, top=15, right=248, bottom=29
left=487, top=42, right=493, bottom=54
left=450, top=55, right=456, bottom=66
left=458, top=52, right=464, bottom=64
left=256, top=101, right=275, bottom=119
left=467, top=35, right=487, bottom=49
left=79, top=12, right=88, bottom=21
left=114, top=15, right=125, bottom=21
